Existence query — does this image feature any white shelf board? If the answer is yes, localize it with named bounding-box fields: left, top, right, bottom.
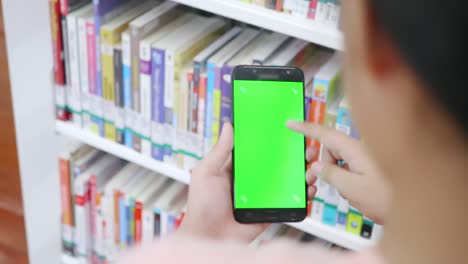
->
left=55, top=121, right=190, bottom=184
left=62, top=254, right=82, bottom=264
left=170, top=0, right=343, bottom=50
left=287, top=218, right=373, bottom=251
left=56, top=121, right=373, bottom=250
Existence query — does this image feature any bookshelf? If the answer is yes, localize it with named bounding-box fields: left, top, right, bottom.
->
left=56, top=121, right=373, bottom=251
left=170, top=0, right=343, bottom=50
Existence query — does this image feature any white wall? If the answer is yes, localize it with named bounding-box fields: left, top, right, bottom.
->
left=2, top=0, right=61, bottom=263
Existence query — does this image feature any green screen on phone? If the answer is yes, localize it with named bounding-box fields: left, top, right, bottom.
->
left=233, top=80, right=306, bottom=209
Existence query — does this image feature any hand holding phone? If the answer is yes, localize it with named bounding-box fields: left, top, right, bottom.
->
left=232, top=66, right=307, bottom=223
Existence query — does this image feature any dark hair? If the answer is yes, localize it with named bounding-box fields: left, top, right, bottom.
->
left=370, top=1, right=468, bottom=134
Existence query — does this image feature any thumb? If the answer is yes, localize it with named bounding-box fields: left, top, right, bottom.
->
left=309, top=161, right=361, bottom=202
left=193, top=123, right=233, bottom=176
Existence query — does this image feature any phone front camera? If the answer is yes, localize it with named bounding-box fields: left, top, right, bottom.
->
left=286, top=70, right=291, bottom=75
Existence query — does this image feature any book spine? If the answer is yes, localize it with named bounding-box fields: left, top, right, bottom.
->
left=94, top=193, right=104, bottom=262
left=276, top=0, right=283, bottom=11
left=122, top=32, right=133, bottom=148
left=142, top=208, right=154, bottom=245
left=119, top=195, right=127, bottom=250
left=62, top=16, right=72, bottom=120
left=197, top=74, right=207, bottom=138
left=59, top=157, right=74, bottom=255
left=204, top=62, right=216, bottom=153
left=75, top=179, right=91, bottom=260
left=50, top=0, right=68, bottom=121
left=139, top=42, right=153, bottom=157
left=78, top=17, right=91, bottom=129
left=308, top=0, right=318, bottom=19
left=101, top=29, right=117, bottom=142
left=89, top=175, right=98, bottom=256
left=113, top=191, right=121, bottom=246
left=346, top=206, right=363, bottom=235
left=128, top=198, right=135, bottom=246
left=130, top=28, right=142, bottom=153
left=361, top=216, right=374, bottom=239
left=67, top=14, right=82, bottom=127
left=151, top=48, right=165, bottom=161
left=134, top=201, right=143, bottom=245
left=102, top=191, right=117, bottom=262
left=211, top=65, right=222, bottom=144
left=87, top=20, right=104, bottom=136
left=189, top=61, right=202, bottom=134
left=220, top=65, right=234, bottom=126
left=164, top=49, right=175, bottom=161
left=114, top=46, right=125, bottom=144
left=153, top=209, right=162, bottom=238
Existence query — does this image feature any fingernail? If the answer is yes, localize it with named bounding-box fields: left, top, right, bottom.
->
left=286, top=120, right=299, bottom=128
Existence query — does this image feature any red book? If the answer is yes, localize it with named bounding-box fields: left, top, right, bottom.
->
left=276, top=0, right=283, bottom=12
left=306, top=99, right=326, bottom=167
left=60, top=0, right=69, bottom=15
left=308, top=0, right=319, bottom=20
left=134, top=201, right=143, bottom=244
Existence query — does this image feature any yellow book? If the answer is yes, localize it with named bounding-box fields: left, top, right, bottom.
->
left=100, top=0, right=159, bottom=141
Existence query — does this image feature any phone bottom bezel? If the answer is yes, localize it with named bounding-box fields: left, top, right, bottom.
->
left=234, top=208, right=307, bottom=223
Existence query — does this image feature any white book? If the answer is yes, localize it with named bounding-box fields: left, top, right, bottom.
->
left=265, top=38, right=310, bottom=66
left=78, top=14, right=94, bottom=130
left=136, top=13, right=197, bottom=156
left=252, top=32, right=290, bottom=65
left=67, top=4, right=93, bottom=127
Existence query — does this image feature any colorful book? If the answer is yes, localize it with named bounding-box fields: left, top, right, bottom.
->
left=100, top=0, right=159, bottom=142
left=205, top=28, right=260, bottom=150
left=308, top=0, right=318, bottom=19
left=113, top=43, right=125, bottom=144
left=88, top=156, right=125, bottom=261
left=127, top=1, right=182, bottom=152
left=139, top=13, right=198, bottom=158
left=91, top=0, right=134, bottom=136
left=152, top=182, right=187, bottom=238
left=50, top=0, right=68, bottom=121
left=190, top=26, right=243, bottom=134
left=346, top=206, right=363, bottom=236
left=117, top=167, right=148, bottom=250
left=220, top=32, right=270, bottom=126
left=121, top=30, right=133, bottom=147
left=151, top=15, right=226, bottom=161
left=133, top=174, right=168, bottom=245
left=138, top=178, right=172, bottom=244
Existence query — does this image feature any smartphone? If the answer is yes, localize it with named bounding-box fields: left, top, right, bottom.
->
left=232, top=65, right=307, bottom=223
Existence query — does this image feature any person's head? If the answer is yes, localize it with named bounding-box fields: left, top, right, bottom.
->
left=342, top=0, right=468, bottom=182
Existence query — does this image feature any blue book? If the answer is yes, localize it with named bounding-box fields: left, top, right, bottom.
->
left=119, top=196, right=127, bottom=249
left=122, top=31, right=133, bottom=148
left=151, top=48, right=165, bottom=161
left=205, top=62, right=216, bottom=149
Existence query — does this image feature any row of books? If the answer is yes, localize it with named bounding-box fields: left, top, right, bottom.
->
left=240, top=0, right=342, bottom=28
left=58, top=144, right=346, bottom=263
left=59, top=143, right=189, bottom=263
left=50, top=0, right=340, bottom=170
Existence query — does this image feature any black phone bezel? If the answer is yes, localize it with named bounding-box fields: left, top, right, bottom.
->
left=231, top=65, right=307, bottom=224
